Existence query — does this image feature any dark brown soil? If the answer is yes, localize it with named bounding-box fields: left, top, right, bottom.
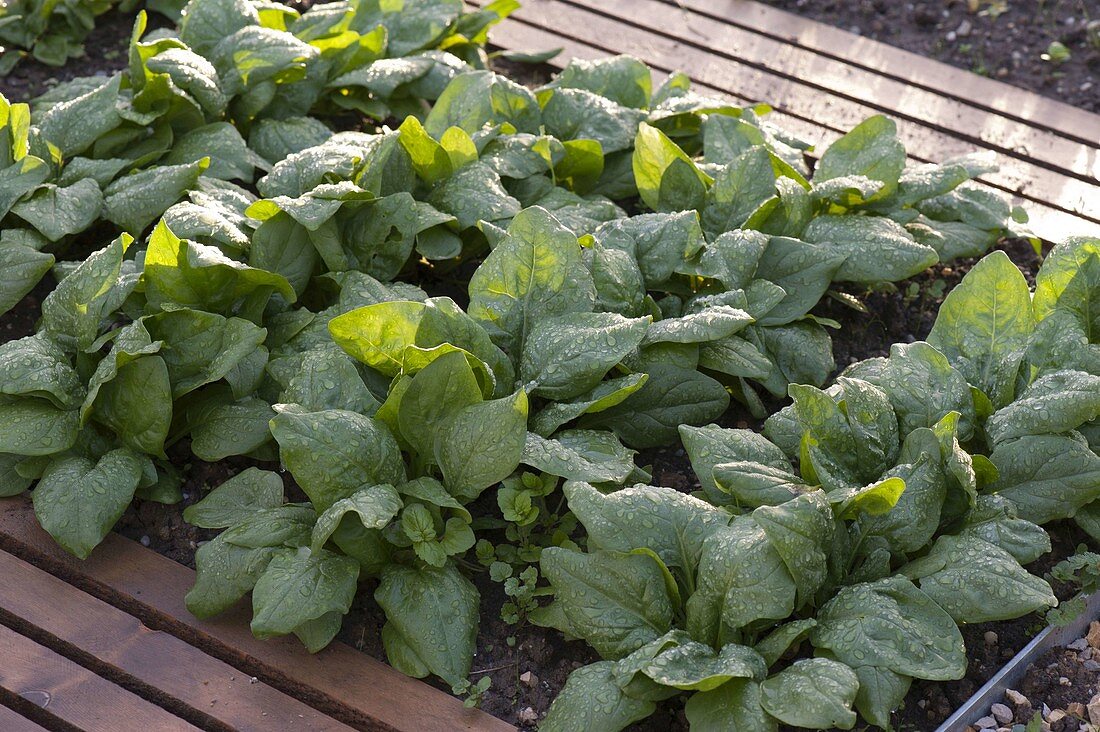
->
left=769, top=0, right=1100, bottom=113
left=0, top=11, right=140, bottom=101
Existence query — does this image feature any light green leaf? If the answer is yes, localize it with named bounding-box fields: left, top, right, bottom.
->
left=927, top=250, right=1033, bottom=407
left=760, top=658, right=858, bottom=730
left=468, top=206, right=596, bottom=355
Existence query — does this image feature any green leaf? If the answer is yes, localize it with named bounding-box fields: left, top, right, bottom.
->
left=752, top=235, right=845, bottom=326
left=537, top=548, right=674, bottom=660
left=529, top=373, right=649, bottom=436
left=760, top=658, right=859, bottom=730
left=424, top=70, right=540, bottom=138
left=989, top=434, right=1100, bottom=524
left=0, top=243, right=54, bottom=316
left=162, top=122, right=264, bottom=181
left=183, top=468, right=285, bottom=529
left=10, top=179, right=103, bottom=242
left=554, top=55, right=652, bottom=108
left=434, top=390, right=528, bottom=501
left=876, top=341, right=977, bottom=438
left=902, top=535, right=1055, bottom=623
left=684, top=679, right=776, bottom=732
left=92, top=355, right=173, bottom=457
left=687, top=518, right=797, bottom=641
left=0, top=334, right=82, bottom=409
left=0, top=400, right=79, bottom=456
left=144, top=309, right=267, bottom=398
left=186, top=505, right=314, bottom=619
left=468, top=206, right=596, bottom=355
left=251, top=546, right=359, bottom=651
left=105, top=159, right=209, bottom=235
left=311, top=483, right=402, bottom=554
left=815, top=115, right=905, bottom=200
left=565, top=481, right=728, bottom=579
left=376, top=563, right=479, bottom=687
left=852, top=665, right=911, bottom=729
left=701, top=146, right=778, bottom=236
left=40, top=234, right=133, bottom=351
left=803, top=215, right=938, bottom=283
left=987, top=370, right=1100, bottom=444
left=179, top=0, right=260, bottom=56
left=144, top=221, right=295, bottom=311
left=520, top=312, right=649, bottom=399
left=812, top=575, right=966, bottom=680
left=270, top=407, right=406, bottom=512
left=32, top=449, right=144, bottom=559
left=680, top=425, right=791, bottom=503
left=398, top=349, right=483, bottom=458
left=189, top=396, right=275, bottom=461
left=641, top=641, right=766, bottom=691
left=35, top=75, right=123, bottom=157
left=582, top=363, right=729, bottom=449
left=1033, top=236, right=1100, bottom=340
left=959, top=495, right=1050, bottom=565
left=541, top=661, right=656, bottom=732
left=522, top=431, right=637, bottom=485
left=632, top=122, right=712, bottom=212
left=927, top=250, right=1033, bottom=408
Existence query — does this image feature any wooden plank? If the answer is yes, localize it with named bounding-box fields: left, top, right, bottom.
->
left=0, top=625, right=201, bottom=732
left=494, top=0, right=1100, bottom=225
left=478, top=6, right=1100, bottom=241
left=0, top=702, right=50, bottom=732
left=661, top=0, right=1100, bottom=146
left=0, top=550, right=355, bottom=732
left=0, top=497, right=514, bottom=732
left=566, top=0, right=1099, bottom=184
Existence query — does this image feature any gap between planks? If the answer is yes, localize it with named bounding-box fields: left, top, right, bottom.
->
left=655, top=0, right=1100, bottom=147
left=0, top=497, right=515, bottom=732
left=0, top=548, right=356, bottom=732
left=0, top=624, right=202, bottom=732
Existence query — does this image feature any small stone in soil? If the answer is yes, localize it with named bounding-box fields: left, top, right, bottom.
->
left=1005, top=689, right=1028, bottom=706
left=991, top=703, right=1012, bottom=724
left=1085, top=660, right=1100, bottom=671
left=1087, top=621, right=1100, bottom=649
left=1067, top=638, right=1088, bottom=651
left=140, top=535, right=151, bottom=547
left=1088, top=693, right=1100, bottom=726
left=976, top=716, right=996, bottom=729
left=985, top=631, right=999, bottom=646
left=516, top=707, right=538, bottom=724
left=1059, top=676, right=1072, bottom=686
left=520, top=671, right=538, bottom=688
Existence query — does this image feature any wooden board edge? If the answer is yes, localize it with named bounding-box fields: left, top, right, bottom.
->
left=0, top=497, right=515, bottom=732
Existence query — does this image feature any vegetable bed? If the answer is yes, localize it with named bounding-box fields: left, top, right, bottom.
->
left=1, top=1, right=1099, bottom=730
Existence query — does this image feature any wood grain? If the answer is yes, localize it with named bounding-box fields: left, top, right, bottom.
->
left=0, top=549, right=355, bottom=732
left=0, top=497, right=514, bottom=732
left=0, top=625, right=201, bottom=732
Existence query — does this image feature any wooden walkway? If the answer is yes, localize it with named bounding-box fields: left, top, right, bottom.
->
left=0, top=497, right=513, bottom=732
left=474, top=0, right=1100, bottom=242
